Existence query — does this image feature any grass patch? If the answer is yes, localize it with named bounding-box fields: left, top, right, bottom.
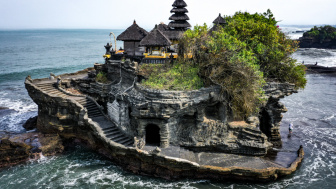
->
left=139, top=62, right=203, bottom=91
left=96, top=71, right=109, bottom=83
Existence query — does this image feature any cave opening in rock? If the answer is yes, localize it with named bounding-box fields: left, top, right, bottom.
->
left=259, top=109, right=272, bottom=137
left=145, top=124, right=161, bottom=145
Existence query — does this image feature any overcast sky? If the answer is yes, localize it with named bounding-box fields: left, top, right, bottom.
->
left=0, top=0, right=335, bottom=30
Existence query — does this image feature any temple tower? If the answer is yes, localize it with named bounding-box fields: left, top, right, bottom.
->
left=168, top=0, right=191, bottom=31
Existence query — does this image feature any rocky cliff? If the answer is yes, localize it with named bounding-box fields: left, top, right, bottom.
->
left=22, top=64, right=303, bottom=181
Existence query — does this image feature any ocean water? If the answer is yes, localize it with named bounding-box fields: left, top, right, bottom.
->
left=0, top=29, right=336, bottom=188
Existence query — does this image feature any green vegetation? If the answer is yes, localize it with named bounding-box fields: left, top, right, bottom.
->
left=96, top=71, right=109, bottom=83
left=303, top=25, right=336, bottom=42
left=139, top=9, right=306, bottom=119
left=139, top=63, right=203, bottom=90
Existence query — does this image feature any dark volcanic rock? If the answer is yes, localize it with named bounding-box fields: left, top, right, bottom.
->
left=298, top=37, right=336, bottom=49
left=305, top=64, right=336, bottom=73
left=23, top=116, right=38, bottom=130
left=0, top=132, right=64, bottom=168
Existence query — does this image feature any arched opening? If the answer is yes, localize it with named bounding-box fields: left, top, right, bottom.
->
left=145, top=124, right=161, bottom=145
left=259, top=109, right=272, bottom=137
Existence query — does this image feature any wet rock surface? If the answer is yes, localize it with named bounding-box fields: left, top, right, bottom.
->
left=23, top=116, right=37, bottom=130
left=0, top=132, right=64, bottom=168
left=305, top=64, right=336, bottom=73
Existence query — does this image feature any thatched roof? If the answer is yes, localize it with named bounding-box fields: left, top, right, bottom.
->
left=140, top=27, right=172, bottom=47
left=168, top=21, right=191, bottom=29
left=213, top=13, right=226, bottom=25
left=171, top=7, right=188, bottom=13
left=151, top=23, right=169, bottom=32
left=162, top=30, right=184, bottom=40
left=116, top=20, right=148, bottom=41
left=169, top=14, right=189, bottom=21
left=172, top=0, right=187, bottom=8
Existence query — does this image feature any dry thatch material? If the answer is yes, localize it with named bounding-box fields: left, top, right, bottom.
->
left=140, top=28, right=172, bottom=47
left=162, top=30, right=184, bottom=40
left=153, top=23, right=185, bottom=40
left=213, top=13, right=227, bottom=25
left=151, top=23, right=170, bottom=32
left=117, top=20, right=148, bottom=41
left=172, top=0, right=187, bottom=7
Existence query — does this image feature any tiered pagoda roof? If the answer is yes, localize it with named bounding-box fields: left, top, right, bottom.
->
left=140, top=26, right=172, bottom=47
left=168, top=0, right=191, bottom=30
left=117, top=20, right=148, bottom=41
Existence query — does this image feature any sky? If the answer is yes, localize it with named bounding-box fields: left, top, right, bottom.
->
left=0, top=0, right=335, bottom=30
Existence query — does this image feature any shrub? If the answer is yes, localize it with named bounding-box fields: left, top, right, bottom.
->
left=177, top=10, right=306, bottom=119
left=96, top=71, right=109, bottom=83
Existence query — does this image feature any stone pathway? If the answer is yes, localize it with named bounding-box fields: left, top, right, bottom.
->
left=34, top=80, right=133, bottom=147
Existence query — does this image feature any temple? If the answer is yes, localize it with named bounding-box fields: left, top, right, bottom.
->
left=23, top=0, right=304, bottom=181
left=104, top=0, right=197, bottom=63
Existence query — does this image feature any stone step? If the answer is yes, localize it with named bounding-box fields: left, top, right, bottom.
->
left=88, top=111, right=102, bottom=115
left=106, top=132, right=124, bottom=139
left=88, top=112, right=102, bottom=116
left=38, top=86, right=54, bottom=89
left=38, top=86, right=55, bottom=90
left=87, top=108, right=100, bottom=113
left=48, top=90, right=62, bottom=94
left=43, top=89, right=57, bottom=93
left=89, top=114, right=103, bottom=118
left=102, top=127, right=118, bottom=132
left=122, top=139, right=134, bottom=146
left=242, top=129, right=262, bottom=137
left=110, top=134, right=127, bottom=142
left=36, top=83, right=54, bottom=87
left=116, top=137, right=132, bottom=145
left=85, top=105, right=98, bottom=109
left=104, top=129, right=120, bottom=136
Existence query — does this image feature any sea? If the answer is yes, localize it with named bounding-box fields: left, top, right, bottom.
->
left=0, top=27, right=335, bottom=189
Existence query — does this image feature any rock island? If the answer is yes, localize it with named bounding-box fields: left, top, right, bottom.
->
left=19, top=0, right=306, bottom=182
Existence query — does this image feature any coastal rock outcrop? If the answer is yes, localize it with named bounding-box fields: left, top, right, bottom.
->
left=0, top=132, right=64, bottom=168
left=23, top=63, right=303, bottom=181
left=23, top=116, right=38, bottom=130
left=298, top=25, right=336, bottom=49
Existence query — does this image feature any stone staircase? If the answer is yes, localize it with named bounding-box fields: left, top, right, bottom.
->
left=34, top=81, right=133, bottom=147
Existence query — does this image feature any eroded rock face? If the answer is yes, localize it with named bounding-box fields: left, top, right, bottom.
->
left=0, top=132, right=64, bottom=168
left=299, top=37, right=336, bottom=49
left=25, top=63, right=297, bottom=156
left=261, top=82, right=297, bottom=146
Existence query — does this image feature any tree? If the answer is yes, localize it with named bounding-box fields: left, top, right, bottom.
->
left=178, top=10, right=306, bottom=119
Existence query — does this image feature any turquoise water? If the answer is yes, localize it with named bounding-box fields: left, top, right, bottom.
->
left=0, top=29, right=336, bottom=188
